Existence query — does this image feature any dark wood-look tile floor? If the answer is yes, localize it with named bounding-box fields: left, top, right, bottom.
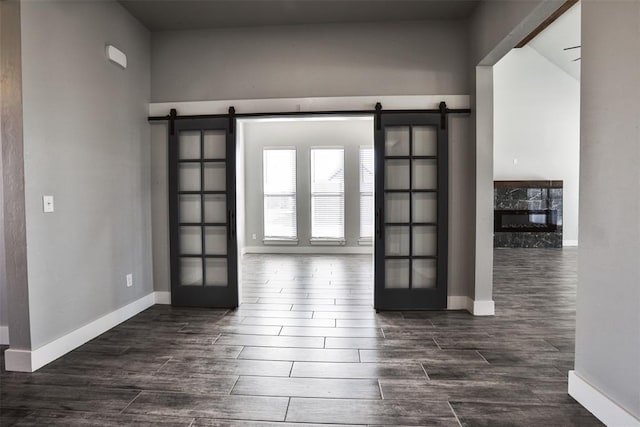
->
left=0, top=249, right=602, bottom=426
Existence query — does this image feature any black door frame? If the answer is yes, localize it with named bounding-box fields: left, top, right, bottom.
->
left=168, top=115, right=238, bottom=307
left=374, top=112, right=449, bottom=310
left=155, top=103, right=468, bottom=310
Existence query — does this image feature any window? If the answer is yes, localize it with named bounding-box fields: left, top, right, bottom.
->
left=311, top=148, right=345, bottom=241
left=360, top=147, right=374, bottom=241
left=263, top=149, right=297, bottom=240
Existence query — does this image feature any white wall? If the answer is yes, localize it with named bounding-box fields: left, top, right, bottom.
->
left=242, top=118, right=373, bottom=252
left=572, top=0, right=640, bottom=423
left=19, top=0, right=152, bottom=350
left=493, top=46, right=580, bottom=244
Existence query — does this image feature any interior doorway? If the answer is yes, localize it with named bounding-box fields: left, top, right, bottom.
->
left=235, top=116, right=376, bottom=309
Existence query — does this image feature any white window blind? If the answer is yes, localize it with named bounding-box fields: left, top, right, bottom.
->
left=263, top=149, right=297, bottom=239
left=311, top=148, right=345, bottom=240
left=360, top=147, right=374, bottom=239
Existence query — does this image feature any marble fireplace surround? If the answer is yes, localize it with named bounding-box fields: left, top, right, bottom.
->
left=494, top=180, right=563, bottom=248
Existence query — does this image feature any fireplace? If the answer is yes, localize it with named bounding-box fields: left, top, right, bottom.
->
left=494, top=181, right=563, bottom=248
left=494, top=209, right=558, bottom=233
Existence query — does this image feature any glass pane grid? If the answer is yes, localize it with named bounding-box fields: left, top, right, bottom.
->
left=383, top=124, right=440, bottom=290
left=176, top=126, right=229, bottom=291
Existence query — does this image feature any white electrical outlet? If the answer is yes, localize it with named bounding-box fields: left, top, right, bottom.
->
left=252, top=233, right=257, bottom=240
left=126, top=273, right=133, bottom=288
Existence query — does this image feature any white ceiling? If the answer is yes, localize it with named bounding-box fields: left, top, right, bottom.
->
left=119, top=0, right=478, bottom=31
left=528, top=2, right=581, bottom=80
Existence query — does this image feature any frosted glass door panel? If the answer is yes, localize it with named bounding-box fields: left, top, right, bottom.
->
left=179, top=131, right=200, bottom=160
left=205, top=227, right=227, bottom=255
left=412, top=159, right=437, bottom=190
left=179, top=164, right=201, bottom=191
left=180, top=227, right=202, bottom=255
left=385, top=160, right=410, bottom=189
left=412, top=226, right=437, bottom=256
left=385, top=259, right=409, bottom=288
left=203, top=130, right=226, bottom=158
left=385, top=127, right=410, bottom=156
left=205, top=259, right=228, bottom=287
left=385, top=193, right=409, bottom=223
left=204, top=195, right=226, bottom=223
left=413, top=193, right=437, bottom=223
left=412, top=259, right=437, bottom=288
left=412, top=127, right=437, bottom=156
left=385, top=226, right=409, bottom=256
left=181, top=258, right=202, bottom=286
left=180, top=195, right=201, bottom=223
left=204, top=164, right=226, bottom=191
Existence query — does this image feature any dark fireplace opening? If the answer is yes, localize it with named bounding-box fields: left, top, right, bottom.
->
left=494, top=209, right=558, bottom=233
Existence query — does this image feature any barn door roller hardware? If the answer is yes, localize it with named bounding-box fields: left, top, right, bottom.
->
left=228, top=106, right=236, bottom=134
left=169, top=108, right=177, bottom=136
left=375, top=102, right=382, bottom=130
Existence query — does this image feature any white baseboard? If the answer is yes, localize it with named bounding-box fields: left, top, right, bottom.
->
left=154, top=291, right=171, bottom=305
left=447, top=296, right=469, bottom=310
left=243, top=246, right=373, bottom=255
left=568, top=371, right=640, bottom=426
left=0, top=326, right=9, bottom=345
left=447, top=296, right=495, bottom=316
left=4, top=293, right=156, bottom=372
left=470, top=299, right=495, bottom=316
left=563, top=240, right=579, bottom=247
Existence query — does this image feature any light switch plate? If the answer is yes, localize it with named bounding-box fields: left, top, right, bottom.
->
left=43, top=195, right=54, bottom=213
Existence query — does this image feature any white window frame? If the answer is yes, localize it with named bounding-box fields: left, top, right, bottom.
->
left=359, top=146, right=374, bottom=245
left=309, top=147, right=346, bottom=245
left=262, top=147, right=298, bottom=244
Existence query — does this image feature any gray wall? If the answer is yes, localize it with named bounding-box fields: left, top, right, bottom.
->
left=151, top=123, right=170, bottom=295
left=575, top=0, right=640, bottom=418
left=0, top=3, right=7, bottom=332
left=242, top=118, right=374, bottom=250
left=151, top=20, right=469, bottom=102
left=20, top=0, right=152, bottom=349
left=1, top=0, right=31, bottom=349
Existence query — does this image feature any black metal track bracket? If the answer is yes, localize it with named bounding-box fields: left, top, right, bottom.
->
left=439, top=101, right=447, bottom=130
left=169, top=108, right=177, bottom=135
left=375, top=102, right=382, bottom=130
left=228, top=106, right=236, bottom=134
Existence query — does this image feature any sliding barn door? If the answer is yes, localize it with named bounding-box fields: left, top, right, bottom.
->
left=374, top=113, right=448, bottom=310
left=169, top=118, right=238, bottom=307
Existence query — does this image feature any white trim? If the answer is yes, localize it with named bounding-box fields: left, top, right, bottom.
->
left=309, top=238, right=346, bottom=246
left=263, top=238, right=299, bottom=245
left=447, top=296, right=469, bottom=310
left=244, top=245, right=372, bottom=255
left=4, top=293, right=156, bottom=372
left=0, top=326, right=9, bottom=345
left=470, top=299, right=495, bottom=316
left=150, top=95, right=470, bottom=117
left=154, top=291, right=172, bottom=305
left=4, top=349, right=31, bottom=372
left=358, top=237, right=373, bottom=246
left=563, top=240, right=579, bottom=247
left=569, top=371, right=640, bottom=427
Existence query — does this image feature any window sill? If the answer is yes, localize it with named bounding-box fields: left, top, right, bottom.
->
left=310, top=238, right=346, bottom=246
left=358, top=238, right=373, bottom=246
left=263, top=238, right=299, bottom=246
